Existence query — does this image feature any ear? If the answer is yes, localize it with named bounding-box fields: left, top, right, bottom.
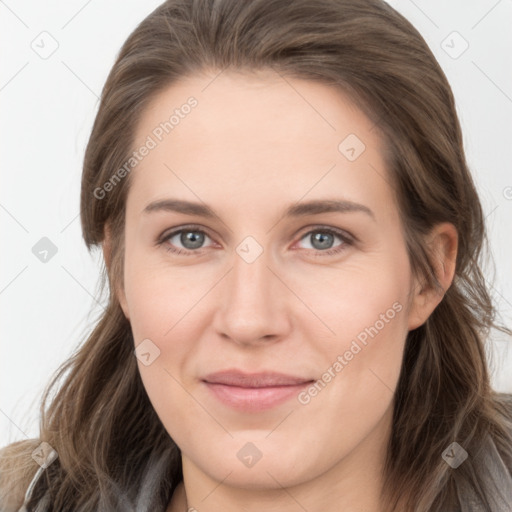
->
left=407, top=222, right=458, bottom=331
left=103, top=222, right=130, bottom=320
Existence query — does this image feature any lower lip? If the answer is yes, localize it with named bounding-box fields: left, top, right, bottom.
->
left=203, top=381, right=312, bottom=412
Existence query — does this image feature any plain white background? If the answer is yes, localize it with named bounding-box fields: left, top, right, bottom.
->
left=1, top=0, right=511, bottom=448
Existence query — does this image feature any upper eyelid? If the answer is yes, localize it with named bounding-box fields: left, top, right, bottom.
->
left=159, top=224, right=215, bottom=243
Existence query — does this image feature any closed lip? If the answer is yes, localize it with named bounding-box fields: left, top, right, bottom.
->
left=201, top=369, right=314, bottom=387
left=202, top=369, right=315, bottom=412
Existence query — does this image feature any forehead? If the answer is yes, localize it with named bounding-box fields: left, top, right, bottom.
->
left=127, top=69, right=394, bottom=218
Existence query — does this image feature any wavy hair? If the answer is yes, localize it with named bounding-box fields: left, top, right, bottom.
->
left=1, top=0, right=511, bottom=510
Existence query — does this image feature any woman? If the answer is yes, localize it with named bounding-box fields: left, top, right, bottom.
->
left=1, top=0, right=511, bottom=510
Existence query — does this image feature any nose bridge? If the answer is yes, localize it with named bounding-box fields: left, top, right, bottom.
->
left=231, top=243, right=271, bottom=305
left=214, top=237, right=288, bottom=343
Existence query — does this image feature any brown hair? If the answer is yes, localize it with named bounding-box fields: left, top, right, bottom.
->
left=2, top=0, right=511, bottom=510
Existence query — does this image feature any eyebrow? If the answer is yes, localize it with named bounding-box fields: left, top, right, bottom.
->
left=143, top=198, right=375, bottom=220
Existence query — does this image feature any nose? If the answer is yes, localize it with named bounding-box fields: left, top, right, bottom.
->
left=212, top=246, right=291, bottom=346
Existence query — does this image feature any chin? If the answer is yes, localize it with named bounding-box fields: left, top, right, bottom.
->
left=185, top=436, right=327, bottom=490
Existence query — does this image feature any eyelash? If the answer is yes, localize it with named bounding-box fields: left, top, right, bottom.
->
left=157, top=224, right=354, bottom=258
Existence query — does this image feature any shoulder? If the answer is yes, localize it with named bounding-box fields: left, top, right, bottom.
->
left=0, top=439, right=43, bottom=512
left=490, top=391, right=512, bottom=473
left=457, top=392, right=512, bottom=511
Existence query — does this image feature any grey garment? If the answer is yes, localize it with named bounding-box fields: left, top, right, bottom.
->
left=457, top=433, right=512, bottom=512
left=17, top=465, right=50, bottom=512
left=17, top=448, right=172, bottom=512
left=17, top=435, right=512, bottom=512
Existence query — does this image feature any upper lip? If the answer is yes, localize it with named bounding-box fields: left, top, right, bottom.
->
left=202, top=369, right=313, bottom=388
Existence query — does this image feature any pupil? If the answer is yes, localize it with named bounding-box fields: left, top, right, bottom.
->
left=181, top=231, right=204, bottom=249
left=312, top=232, right=333, bottom=250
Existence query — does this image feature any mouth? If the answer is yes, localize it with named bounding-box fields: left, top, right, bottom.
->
left=202, top=370, right=315, bottom=412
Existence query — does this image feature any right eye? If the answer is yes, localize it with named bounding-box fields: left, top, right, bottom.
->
left=159, top=225, right=216, bottom=256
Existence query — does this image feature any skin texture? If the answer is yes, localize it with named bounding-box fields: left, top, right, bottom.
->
left=104, top=69, right=458, bottom=512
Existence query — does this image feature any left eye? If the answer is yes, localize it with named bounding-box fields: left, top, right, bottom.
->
left=159, top=226, right=352, bottom=256
left=296, top=228, right=348, bottom=253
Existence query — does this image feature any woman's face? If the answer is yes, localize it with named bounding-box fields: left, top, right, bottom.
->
left=115, top=69, right=430, bottom=494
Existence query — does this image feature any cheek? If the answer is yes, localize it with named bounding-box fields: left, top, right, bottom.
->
left=123, top=247, right=191, bottom=341
left=295, top=246, right=411, bottom=408
left=124, top=260, right=203, bottom=428
left=293, top=246, right=411, bottom=349
left=123, top=251, right=210, bottom=398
